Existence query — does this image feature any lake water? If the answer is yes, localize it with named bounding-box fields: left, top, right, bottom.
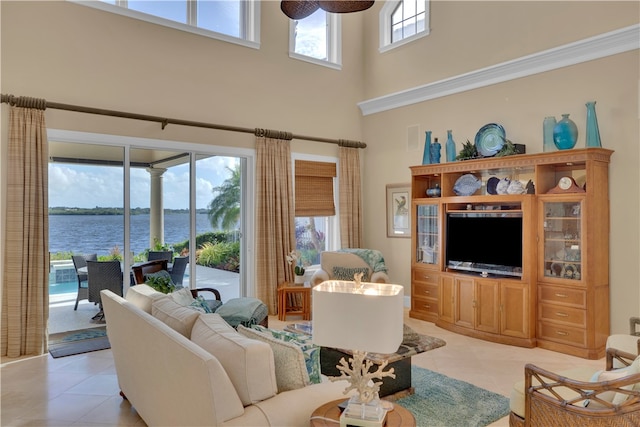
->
left=49, top=213, right=213, bottom=256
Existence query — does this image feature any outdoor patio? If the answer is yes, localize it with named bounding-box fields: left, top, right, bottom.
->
left=49, top=265, right=240, bottom=334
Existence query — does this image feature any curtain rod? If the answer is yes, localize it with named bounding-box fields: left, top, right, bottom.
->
left=0, top=94, right=366, bottom=149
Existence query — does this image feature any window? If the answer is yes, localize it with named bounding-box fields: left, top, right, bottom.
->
left=294, top=159, right=338, bottom=266
left=75, top=0, right=260, bottom=49
left=289, top=9, right=342, bottom=69
left=379, top=0, right=429, bottom=52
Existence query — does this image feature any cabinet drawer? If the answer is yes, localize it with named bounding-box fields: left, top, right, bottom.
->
left=539, top=303, right=586, bottom=328
left=539, top=285, right=586, bottom=308
left=413, top=270, right=439, bottom=285
left=414, top=282, right=439, bottom=299
left=412, top=296, right=438, bottom=315
left=538, top=322, right=587, bottom=347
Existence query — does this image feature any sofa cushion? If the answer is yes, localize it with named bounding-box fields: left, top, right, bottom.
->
left=250, top=325, right=321, bottom=384
left=332, top=266, right=370, bottom=282
left=237, top=325, right=309, bottom=392
left=191, top=314, right=277, bottom=406
left=151, top=296, right=201, bottom=338
left=125, top=284, right=167, bottom=313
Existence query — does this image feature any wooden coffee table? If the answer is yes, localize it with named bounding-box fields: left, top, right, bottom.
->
left=309, top=399, right=416, bottom=427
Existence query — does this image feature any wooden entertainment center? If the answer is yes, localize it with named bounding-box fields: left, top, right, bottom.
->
left=409, top=148, right=613, bottom=359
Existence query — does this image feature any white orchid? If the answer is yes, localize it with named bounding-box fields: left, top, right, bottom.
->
left=286, top=250, right=305, bottom=275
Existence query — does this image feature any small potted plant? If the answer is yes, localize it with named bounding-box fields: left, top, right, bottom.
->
left=286, top=250, right=306, bottom=285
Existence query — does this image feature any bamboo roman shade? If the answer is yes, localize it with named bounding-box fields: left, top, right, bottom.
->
left=295, top=160, right=336, bottom=217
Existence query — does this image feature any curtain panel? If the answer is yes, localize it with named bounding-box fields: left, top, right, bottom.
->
left=2, top=105, right=49, bottom=357
left=255, top=136, right=296, bottom=314
left=339, top=146, right=363, bottom=248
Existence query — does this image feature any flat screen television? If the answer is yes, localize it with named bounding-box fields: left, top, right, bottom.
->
left=446, top=212, right=523, bottom=277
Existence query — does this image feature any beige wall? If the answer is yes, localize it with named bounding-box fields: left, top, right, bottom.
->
left=1, top=1, right=639, bottom=335
left=360, top=1, right=639, bottom=334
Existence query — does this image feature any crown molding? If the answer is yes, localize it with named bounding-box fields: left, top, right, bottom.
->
left=358, top=24, right=640, bottom=116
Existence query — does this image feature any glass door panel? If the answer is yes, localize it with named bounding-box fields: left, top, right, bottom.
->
left=542, top=200, right=583, bottom=281
left=416, top=203, right=439, bottom=265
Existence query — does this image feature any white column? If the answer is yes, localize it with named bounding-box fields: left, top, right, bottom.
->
left=147, top=167, right=167, bottom=248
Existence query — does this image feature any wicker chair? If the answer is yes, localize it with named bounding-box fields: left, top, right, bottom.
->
left=86, top=260, right=123, bottom=320
left=169, top=256, right=189, bottom=287
left=148, top=250, right=173, bottom=263
left=71, top=253, right=97, bottom=310
left=510, top=340, right=640, bottom=427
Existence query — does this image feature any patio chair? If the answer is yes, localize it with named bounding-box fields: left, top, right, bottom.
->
left=169, top=256, right=188, bottom=287
left=71, top=253, right=97, bottom=310
left=148, top=250, right=173, bottom=263
left=87, top=260, right=123, bottom=321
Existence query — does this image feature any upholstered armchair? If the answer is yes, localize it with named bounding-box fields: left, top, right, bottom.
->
left=310, top=249, right=390, bottom=286
left=509, top=334, right=640, bottom=427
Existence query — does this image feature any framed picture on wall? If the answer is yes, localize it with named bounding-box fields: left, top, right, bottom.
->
left=386, top=184, right=411, bottom=238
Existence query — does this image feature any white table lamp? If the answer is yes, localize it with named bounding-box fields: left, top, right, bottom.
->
left=312, top=275, right=404, bottom=427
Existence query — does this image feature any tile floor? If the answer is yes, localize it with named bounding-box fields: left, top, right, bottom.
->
left=1, top=310, right=604, bottom=427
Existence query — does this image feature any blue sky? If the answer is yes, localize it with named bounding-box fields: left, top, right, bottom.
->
left=48, top=156, right=237, bottom=210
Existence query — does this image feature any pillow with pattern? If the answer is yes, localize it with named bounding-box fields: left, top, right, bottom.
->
left=250, top=325, right=321, bottom=384
left=332, top=266, right=370, bottom=282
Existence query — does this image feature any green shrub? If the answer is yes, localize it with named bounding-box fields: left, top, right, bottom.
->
left=197, top=241, right=240, bottom=272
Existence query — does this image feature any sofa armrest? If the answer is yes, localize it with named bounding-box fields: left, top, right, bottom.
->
left=605, top=346, right=638, bottom=370
left=370, top=271, right=390, bottom=283
left=311, top=269, right=330, bottom=286
left=524, top=362, right=640, bottom=425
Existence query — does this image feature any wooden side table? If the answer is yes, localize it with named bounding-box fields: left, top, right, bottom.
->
left=309, top=399, right=416, bottom=427
left=277, top=284, right=311, bottom=321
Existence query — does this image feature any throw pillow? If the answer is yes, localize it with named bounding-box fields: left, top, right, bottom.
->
left=170, top=287, right=194, bottom=306
left=250, top=325, right=321, bottom=385
left=237, top=325, right=309, bottom=392
left=190, top=295, right=213, bottom=313
left=192, top=314, right=277, bottom=406
left=151, top=297, right=201, bottom=338
left=587, top=355, right=640, bottom=406
left=332, top=266, right=370, bottom=282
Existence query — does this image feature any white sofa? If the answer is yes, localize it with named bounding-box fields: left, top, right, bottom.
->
left=101, top=285, right=350, bottom=427
left=310, top=249, right=390, bottom=286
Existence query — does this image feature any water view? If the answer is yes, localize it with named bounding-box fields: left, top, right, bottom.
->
left=49, top=212, right=214, bottom=256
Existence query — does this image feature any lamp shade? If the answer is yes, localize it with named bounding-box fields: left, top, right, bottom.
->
left=312, top=281, right=404, bottom=354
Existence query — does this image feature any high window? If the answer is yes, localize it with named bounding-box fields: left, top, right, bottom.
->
left=289, top=9, right=342, bottom=69
left=75, top=0, right=260, bottom=48
left=379, top=0, right=429, bottom=52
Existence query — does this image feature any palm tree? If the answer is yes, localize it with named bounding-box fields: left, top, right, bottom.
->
left=208, top=165, right=240, bottom=230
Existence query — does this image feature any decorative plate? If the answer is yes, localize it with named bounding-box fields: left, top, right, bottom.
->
left=475, top=123, right=506, bottom=157
left=453, top=174, right=481, bottom=196
left=486, top=177, right=500, bottom=195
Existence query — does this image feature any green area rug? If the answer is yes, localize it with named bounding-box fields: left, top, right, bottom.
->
left=396, top=366, right=510, bottom=427
left=49, top=326, right=110, bottom=358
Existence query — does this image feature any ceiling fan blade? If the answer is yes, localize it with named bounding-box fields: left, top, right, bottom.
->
left=281, top=1, right=321, bottom=20
left=318, top=1, right=375, bottom=14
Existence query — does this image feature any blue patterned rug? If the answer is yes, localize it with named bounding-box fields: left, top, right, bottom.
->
left=49, top=327, right=110, bottom=358
left=396, top=366, right=510, bottom=427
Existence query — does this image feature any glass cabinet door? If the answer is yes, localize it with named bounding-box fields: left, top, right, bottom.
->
left=416, top=204, right=439, bottom=265
left=542, top=200, right=583, bottom=281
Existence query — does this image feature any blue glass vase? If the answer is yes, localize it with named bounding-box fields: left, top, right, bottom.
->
left=445, top=130, right=456, bottom=162
left=585, top=101, right=602, bottom=148
left=543, top=116, right=557, bottom=152
left=553, top=114, right=578, bottom=150
left=430, top=138, right=441, bottom=164
left=422, top=131, right=432, bottom=164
